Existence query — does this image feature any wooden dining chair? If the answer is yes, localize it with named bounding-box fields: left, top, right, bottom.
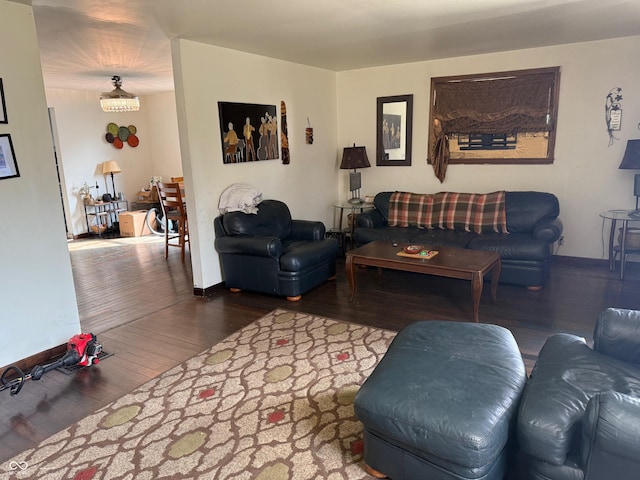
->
left=156, top=182, right=189, bottom=262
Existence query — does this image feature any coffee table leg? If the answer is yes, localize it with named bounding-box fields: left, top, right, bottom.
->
left=471, top=271, right=483, bottom=323
left=346, top=255, right=356, bottom=300
left=491, top=259, right=501, bottom=304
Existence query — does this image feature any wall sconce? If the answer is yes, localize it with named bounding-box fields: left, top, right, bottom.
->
left=340, top=145, right=370, bottom=205
left=100, top=76, right=140, bottom=113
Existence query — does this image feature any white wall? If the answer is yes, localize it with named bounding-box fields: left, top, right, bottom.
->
left=172, top=40, right=338, bottom=290
left=146, top=91, right=183, bottom=182
left=337, top=36, right=640, bottom=259
left=0, top=1, right=81, bottom=366
left=45, top=89, right=182, bottom=236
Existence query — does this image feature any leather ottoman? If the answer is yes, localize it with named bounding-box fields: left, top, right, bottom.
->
left=354, top=321, right=526, bottom=480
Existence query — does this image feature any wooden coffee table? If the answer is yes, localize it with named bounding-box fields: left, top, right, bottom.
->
left=345, top=241, right=501, bottom=323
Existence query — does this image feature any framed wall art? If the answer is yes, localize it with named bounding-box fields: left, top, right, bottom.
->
left=218, top=102, right=278, bottom=164
left=0, top=134, right=19, bottom=180
left=428, top=67, right=560, bottom=166
left=376, top=94, right=413, bottom=166
left=0, top=78, right=7, bottom=124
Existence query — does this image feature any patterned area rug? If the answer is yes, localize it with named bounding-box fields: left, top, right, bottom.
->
left=6, top=310, right=396, bottom=479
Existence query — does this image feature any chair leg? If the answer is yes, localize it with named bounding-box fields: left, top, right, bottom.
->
left=180, top=219, right=185, bottom=263
left=164, top=226, right=169, bottom=259
left=286, top=295, right=302, bottom=302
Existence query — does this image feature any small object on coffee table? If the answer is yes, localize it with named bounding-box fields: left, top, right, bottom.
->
left=399, top=245, right=439, bottom=259
left=403, top=245, right=422, bottom=254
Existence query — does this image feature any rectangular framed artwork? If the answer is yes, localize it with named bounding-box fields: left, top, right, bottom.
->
left=0, top=78, right=7, bottom=124
left=0, top=134, right=19, bottom=180
left=376, top=94, right=413, bottom=166
left=218, top=102, right=278, bottom=164
left=427, top=67, right=561, bottom=165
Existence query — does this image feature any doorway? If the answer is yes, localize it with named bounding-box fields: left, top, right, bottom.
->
left=48, top=107, right=72, bottom=238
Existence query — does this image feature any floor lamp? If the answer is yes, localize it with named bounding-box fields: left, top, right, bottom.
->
left=102, top=160, right=122, bottom=200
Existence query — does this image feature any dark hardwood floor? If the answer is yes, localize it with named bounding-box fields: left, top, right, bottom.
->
left=1, top=235, right=639, bottom=463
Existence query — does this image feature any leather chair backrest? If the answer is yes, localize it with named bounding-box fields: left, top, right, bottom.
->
left=222, top=200, right=292, bottom=239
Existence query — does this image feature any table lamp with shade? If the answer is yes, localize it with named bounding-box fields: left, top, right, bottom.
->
left=340, top=144, right=370, bottom=205
left=102, top=160, right=122, bottom=200
left=618, top=139, right=640, bottom=215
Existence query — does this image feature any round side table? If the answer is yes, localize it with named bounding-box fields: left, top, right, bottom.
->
left=599, top=209, right=640, bottom=280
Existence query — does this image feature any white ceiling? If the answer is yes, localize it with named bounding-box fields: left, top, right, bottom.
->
left=11, top=0, right=640, bottom=95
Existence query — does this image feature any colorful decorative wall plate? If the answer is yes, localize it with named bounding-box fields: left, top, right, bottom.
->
left=105, top=123, right=139, bottom=149
left=118, top=126, right=130, bottom=141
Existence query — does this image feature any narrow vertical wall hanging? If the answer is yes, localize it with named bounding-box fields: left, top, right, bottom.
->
left=605, top=87, right=622, bottom=146
left=281, top=101, right=290, bottom=164
left=306, top=118, right=313, bottom=144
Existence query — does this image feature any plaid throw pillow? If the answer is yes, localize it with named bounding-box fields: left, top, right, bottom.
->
left=432, top=192, right=468, bottom=231
left=433, top=191, right=508, bottom=233
left=388, top=192, right=433, bottom=227
left=472, top=190, right=508, bottom=234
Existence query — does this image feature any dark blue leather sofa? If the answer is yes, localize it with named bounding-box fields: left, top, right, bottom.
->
left=354, top=191, right=563, bottom=289
left=517, top=308, right=640, bottom=480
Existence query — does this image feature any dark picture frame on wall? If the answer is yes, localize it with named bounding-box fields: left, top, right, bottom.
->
left=217, top=102, right=278, bottom=164
left=0, top=134, right=19, bottom=180
left=376, top=94, right=413, bottom=166
left=0, top=78, right=7, bottom=124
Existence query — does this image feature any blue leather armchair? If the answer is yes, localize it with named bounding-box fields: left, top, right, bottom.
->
left=517, top=308, right=640, bottom=480
left=214, top=200, right=338, bottom=301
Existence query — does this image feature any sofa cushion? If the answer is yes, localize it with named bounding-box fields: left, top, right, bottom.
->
left=517, top=334, right=640, bottom=466
left=468, top=233, right=550, bottom=261
left=354, top=225, right=420, bottom=245
left=411, top=229, right=477, bottom=248
left=505, top=191, right=559, bottom=233
left=279, top=239, right=338, bottom=271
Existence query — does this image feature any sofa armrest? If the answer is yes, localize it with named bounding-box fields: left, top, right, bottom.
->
left=214, top=236, right=283, bottom=258
left=593, top=308, right=640, bottom=363
left=356, top=209, right=385, bottom=229
left=532, top=218, right=563, bottom=243
left=290, top=220, right=325, bottom=241
left=581, top=392, right=640, bottom=479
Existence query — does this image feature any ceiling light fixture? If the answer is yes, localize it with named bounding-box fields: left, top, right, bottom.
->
left=100, top=75, right=140, bottom=113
